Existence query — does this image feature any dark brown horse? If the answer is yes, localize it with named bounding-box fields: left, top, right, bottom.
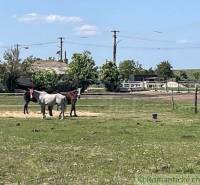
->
left=23, top=89, right=53, bottom=116
left=63, top=88, right=81, bottom=117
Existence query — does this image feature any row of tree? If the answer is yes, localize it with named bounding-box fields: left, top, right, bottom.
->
left=0, top=48, right=196, bottom=92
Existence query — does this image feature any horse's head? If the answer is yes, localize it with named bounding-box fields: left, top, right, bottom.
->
left=29, top=88, right=34, bottom=99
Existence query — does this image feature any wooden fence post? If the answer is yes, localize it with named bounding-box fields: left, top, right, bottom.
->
left=171, top=89, right=175, bottom=111
left=195, top=86, right=198, bottom=114
left=166, top=81, right=168, bottom=92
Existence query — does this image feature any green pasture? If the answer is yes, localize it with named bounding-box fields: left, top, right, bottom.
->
left=1, top=95, right=200, bottom=184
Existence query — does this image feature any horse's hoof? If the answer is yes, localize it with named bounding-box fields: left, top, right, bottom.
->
left=74, top=115, right=78, bottom=117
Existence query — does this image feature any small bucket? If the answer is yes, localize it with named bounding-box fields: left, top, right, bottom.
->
left=152, top=113, right=158, bottom=122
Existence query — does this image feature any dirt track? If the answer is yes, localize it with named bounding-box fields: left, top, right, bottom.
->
left=0, top=111, right=101, bottom=118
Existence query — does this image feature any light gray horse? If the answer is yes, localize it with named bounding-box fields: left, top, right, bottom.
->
left=30, top=89, right=67, bottom=119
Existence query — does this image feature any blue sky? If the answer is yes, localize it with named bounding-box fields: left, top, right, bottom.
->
left=1, top=0, right=200, bottom=69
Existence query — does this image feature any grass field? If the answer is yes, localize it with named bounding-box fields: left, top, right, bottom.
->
left=1, top=94, right=200, bottom=184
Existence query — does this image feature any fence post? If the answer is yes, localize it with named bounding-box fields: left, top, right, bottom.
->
left=165, top=81, right=168, bottom=92
left=195, top=86, right=198, bottom=114
left=177, top=82, right=180, bottom=93
left=171, top=89, right=175, bottom=111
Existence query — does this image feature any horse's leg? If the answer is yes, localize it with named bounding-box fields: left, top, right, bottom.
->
left=48, top=106, right=53, bottom=116
left=24, top=102, right=27, bottom=114
left=70, top=104, right=73, bottom=117
left=60, top=105, right=64, bottom=120
left=74, top=103, right=77, bottom=117
left=41, top=105, right=46, bottom=119
left=24, top=101, right=29, bottom=114
left=59, top=99, right=66, bottom=120
left=72, top=100, right=77, bottom=117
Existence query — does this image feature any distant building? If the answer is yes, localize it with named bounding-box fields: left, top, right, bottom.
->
left=128, top=74, right=162, bottom=82
left=16, top=77, right=35, bottom=89
left=30, top=60, right=68, bottom=74
left=16, top=60, right=68, bottom=89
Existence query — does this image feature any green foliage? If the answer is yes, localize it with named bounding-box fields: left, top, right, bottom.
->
left=47, top=56, right=56, bottom=61
left=179, top=70, right=188, bottom=80
left=174, top=70, right=188, bottom=82
left=146, top=67, right=156, bottom=75
left=156, top=61, right=174, bottom=80
left=3, top=48, right=22, bottom=91
left=66, top=51, right=98, bottom=92
left=0, top=63, right=6, bottom=83
left=100, top=60, right=120, bottom=92
left=174, top=69, right=200, bottom=80
left=32, top=70, right=58, bottom=91
left=193, top=72, right=200, bottom=80
left=21, top=56, right=39, bottom=76
left=118, top=59, right=143, bottom=80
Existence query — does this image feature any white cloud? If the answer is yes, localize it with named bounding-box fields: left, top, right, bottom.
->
left=75, top=24, right=99, bottom=36
left=16, top=13, right=83, bottom=24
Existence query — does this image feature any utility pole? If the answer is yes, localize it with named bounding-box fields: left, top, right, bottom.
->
left=58, top=37, right=64, bottom=61
left=111, top=30, right=120, bottom=63
left=64, top=50, right=68, bottom=64
left=16, top=43, right=19, bottom=63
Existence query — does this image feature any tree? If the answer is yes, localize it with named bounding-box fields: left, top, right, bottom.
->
left=0, top=62, right=6, bottom=83
left=99, top=60, right=120, bottom=92
left=66, top=51, right=98, bottom=92
left=146, top=67, right=155, bottom=75
left=156, top=61, right=173, bottom=80
left=118, top=59, right=143, bottom=81
left=3, top=48, right=22, bottom=91
left=32, top=70, right=58, bottom=91
left=179, top=71, right=188, bottom=80
left=193, top=72, right=200, bottom=80
left=47, top=57, right=56, bottom=61
left=21, top=56, right=39, bottom=76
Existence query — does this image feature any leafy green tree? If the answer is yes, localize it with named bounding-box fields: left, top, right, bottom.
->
left=32, top=70, right=58, bottom=91
left=21, top=56, right=40, bottom=76
left=156, top=61, right=173, bottom=80
left=179, top=71, right=188, bottom=80
left=66, top=51, right=98, bottom=92
left=118, top=59, right=143, bottom=81
left=193, top=72, right=200, bottom=80
left=3, top=48, right=22, bottom=91
left=47, top=57, right=56, bottom=61
left=146, top=67, right=155, bottom=75
left=99, top=60, right=120, bottom=92
left=0, top=62, right=6, bottom=83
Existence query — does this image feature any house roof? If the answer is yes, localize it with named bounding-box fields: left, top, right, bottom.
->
left=31, top=60, right=68, bottom=74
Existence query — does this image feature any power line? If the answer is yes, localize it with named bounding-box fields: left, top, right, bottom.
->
left=65, top=40, right=112, bottom=48
left=22, top=41, right=58, bottom=47
left=2, top=39, right=200, bottom=53
left=120, top=34, right=175, bottom=43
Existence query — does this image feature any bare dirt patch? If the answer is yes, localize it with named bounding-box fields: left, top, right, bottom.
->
left=0, top=111, right=101, bottom=118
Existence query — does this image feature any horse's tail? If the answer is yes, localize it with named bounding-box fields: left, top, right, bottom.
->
left=60, top=96, right=67, bottom=112
left=64, top=96, right=67, bottom=110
